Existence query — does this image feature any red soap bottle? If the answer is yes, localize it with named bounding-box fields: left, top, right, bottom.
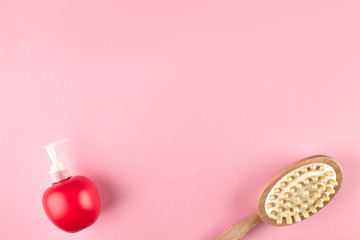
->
left=42, top=139, right=101, bottom=233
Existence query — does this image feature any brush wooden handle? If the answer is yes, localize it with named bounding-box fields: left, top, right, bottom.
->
left=216, top=213, right=261, bottom=240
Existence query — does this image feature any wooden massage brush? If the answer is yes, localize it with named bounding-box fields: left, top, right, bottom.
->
left=216, top=155, right=343, bottom=240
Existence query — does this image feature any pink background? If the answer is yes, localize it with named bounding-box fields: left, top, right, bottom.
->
left=1, top=0, right=360, bottom=239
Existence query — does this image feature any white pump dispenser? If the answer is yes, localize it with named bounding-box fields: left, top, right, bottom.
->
left=44, top=138, right=71, bottom=183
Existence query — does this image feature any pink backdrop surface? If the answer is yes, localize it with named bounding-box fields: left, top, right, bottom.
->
left=1, top=1, right=360, bottom=239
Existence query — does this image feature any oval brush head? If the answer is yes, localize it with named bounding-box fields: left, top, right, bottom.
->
left=258, top=155, right=343, bottom=226
left=216, top=155, right=343, bottom=240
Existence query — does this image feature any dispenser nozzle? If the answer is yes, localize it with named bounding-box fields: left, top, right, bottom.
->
left=44, top=138, right=71, bottom=183
left=44, top=138, right=69, bottom=164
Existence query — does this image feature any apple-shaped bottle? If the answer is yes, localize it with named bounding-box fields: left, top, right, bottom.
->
left=42, top=139, right=101, bottom=233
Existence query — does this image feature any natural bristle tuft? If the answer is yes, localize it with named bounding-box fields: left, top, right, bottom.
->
left=316, top=199, right=324, bottom=208
left=319, top=176, right=326, bottom=183
left=302, top=189, right=309, bottom=196
left=293, top=171, right=300, bottom=178
left=314, top=191, right=320, bottom=198
left=326, top=186, right=335, bottom=194
left=269, top=210, right=276, bottom=218
left=283, top=192, right=290, bottom=199
left=318, top=184, right=325, bottom=191
left=269, top=194, right=277, bottom=200
left=310, top=183, right=317, bottom=189
left=321, top=193, right=330, bottom=202
left=329, top=179, right=338, bottom=186
left=285, top=201, right=292, bottom=207
left=309, top=205, right=317, bottom=213
left=285, top=208, right=291, bottom=214
left=266, top=202, right=274, bottom=208
left=302, top=210, right=309, bottom=218
left=293, top=205, right=300, bottom=213
left=286, top=215, right=293, bottom=224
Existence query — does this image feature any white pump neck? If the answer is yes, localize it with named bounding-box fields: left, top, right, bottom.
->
left=44, top=138, right=71, bottom=183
